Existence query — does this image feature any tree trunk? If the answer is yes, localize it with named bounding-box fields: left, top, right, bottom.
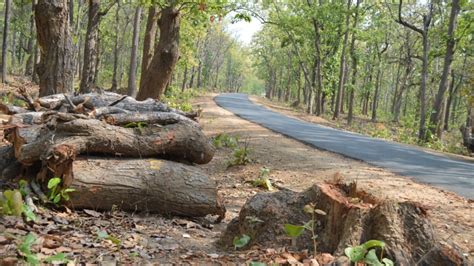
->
left=35, top=0, right=74, bottom=96
left=347, top=0, right=361, bottom=125
left=181, top=64, right=188, bottom=92
left=333, top=0, right=351, bottom=119
left=137, top=6, right=180, bottom=100
left=429, top=0, right=460, bottom=137
left=65, top=157, right=225, bottom=219
left=25, top=0, right=37, bottom=76
left=139, top=6, right=158, bottom=90
left=79, top=0, right=101, bottom=93
left=1, top=0, right=12, bottom=83
left=127, top=6, right=142, bottom=97
left=221, top=183, right=467, bottom=265
left=110, top=3, right=120, bottom=92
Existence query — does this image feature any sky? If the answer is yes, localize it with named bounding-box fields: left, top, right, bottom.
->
left=225, top=17, right=263, bottom=46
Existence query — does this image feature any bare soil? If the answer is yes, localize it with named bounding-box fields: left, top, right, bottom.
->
left=0, top=88, right=473, bottom=264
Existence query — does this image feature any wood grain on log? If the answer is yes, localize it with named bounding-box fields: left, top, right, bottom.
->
left=68, top=157, right=225, bottom=219
left=103, top=112, right=197, bottom=126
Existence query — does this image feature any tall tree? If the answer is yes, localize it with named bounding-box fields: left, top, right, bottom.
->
left=35, top=0, right=74, bottom=96
left=139, top=6, right=159, bottom=88
left=347, top=0, right=361, bottom=125
left=333, top=0, right=351, bottom=119
left=137, top=5, right=180, bottom=100
left=1, top=0, right=12, bottom=83
left=127, top=6, right=142, bottom=97
left=25, top=0, right=37, bottom=77
left=80, top=0, right=115, bottom=93
left=429, top=0, right=461, bottom=137
left=396, top=0, right=434, bottom=141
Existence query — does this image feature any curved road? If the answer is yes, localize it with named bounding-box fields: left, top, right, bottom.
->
left=215, top=93, right=474, bottom=199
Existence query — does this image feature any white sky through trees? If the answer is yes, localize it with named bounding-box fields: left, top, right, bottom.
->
left=226, top=16, right=263, bottom=46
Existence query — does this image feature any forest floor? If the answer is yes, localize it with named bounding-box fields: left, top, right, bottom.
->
left=0, top=87, right=473, bottom=264
left=250, top=96, right=472, bottom=158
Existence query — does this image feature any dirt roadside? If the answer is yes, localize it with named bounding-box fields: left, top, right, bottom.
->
left=194, top=94, right=473, bottom=261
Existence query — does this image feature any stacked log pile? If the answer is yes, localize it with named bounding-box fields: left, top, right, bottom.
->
left=1, top=91, right=225, bottom=219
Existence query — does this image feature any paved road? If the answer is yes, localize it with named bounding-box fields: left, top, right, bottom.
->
left=215, top=93, right=474, bottom=199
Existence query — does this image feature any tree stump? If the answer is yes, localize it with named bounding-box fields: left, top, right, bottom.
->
left=220, top=183, right=467, bottom=265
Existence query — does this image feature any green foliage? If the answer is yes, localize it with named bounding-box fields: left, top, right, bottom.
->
left=284, top=203, right=326, bottom=254
left=43, top=253, right=70, bottom=264
left=212, top=133, right=239, bottom=148
left=97, top=230, right=121, bottom=246
left=284, top=224, right=305, bottom=238
left=17, top=233, right=39, bottom=265
left=228, top=144, right=252, bottom=167
left=162, top=86, right=199, bottom=112
left=17, top=233, right=70, bottom=265
left=249, top=262, right=266, bottom=266
left=0, top=189, right=23, bottom=217
left=233, top=234, right=251, bottom=250
left=250, top=167, right=273, bottom=190
left=124, top=121, right=148, bottom=129
left=0, top=188, right=36, bottom=222
left=47, top=177, right=76, bottom=205
left=344, top=240, right=394, bottom=266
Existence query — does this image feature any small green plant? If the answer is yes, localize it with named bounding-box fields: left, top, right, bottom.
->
left=228, top=141, right=252, bottom=167
left=250, top=167, right=273, bottom=190
left=284, top=203, right=326, bottom=255
left=124, top=121, right=148, bottom=129
left=47, top=177, right=76, bottom=205
left=345, top=240, right=394, bottom=266
left=97, top=230, right=121, bottom=246
left=17, top=233, right=40, bottom=264
left=212, top=133, right=239, bottom=148
left=0, top=188, right=36, bottom=222
left=233, top=234, right=251, bottom=250
left=17, top=233, right=70, bottom=265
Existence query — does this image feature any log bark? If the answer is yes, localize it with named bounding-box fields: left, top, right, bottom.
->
left=11, top=117, right=214, bottom=167
left=103, top=112, right=196, bottom=126
left=0, top=145, right=21, bottom=180
left=221, top=183, right=467, bottom=265
left=0, top=104, right=28, bottom=115
left=67, top=157, right=225, bottom=219
left=34, top=92, right=197, bottom=119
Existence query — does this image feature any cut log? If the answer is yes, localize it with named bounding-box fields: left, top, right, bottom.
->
left=34, top=92, right=197, bottom=119
left=13, top=118, right=214, bottom=165
left=8, top=112, right=44, bottom=125
left=220, top=183, right=467, bottom=265
left=0, top=103, right=28, bottom=115
left=66, top=157, right=225, bottom=219
left=102, top=112, right=197, bottom=126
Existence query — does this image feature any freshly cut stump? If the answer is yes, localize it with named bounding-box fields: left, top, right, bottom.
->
left=221, top=183, right=467, bottom=265
left=67, top=157, right=226, bottom=219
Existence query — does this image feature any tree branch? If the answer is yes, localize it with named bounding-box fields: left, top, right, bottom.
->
left=396, top=0, right=423, bottom=35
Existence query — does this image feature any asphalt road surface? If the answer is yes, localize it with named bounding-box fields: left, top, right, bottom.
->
left=215, top=93, right=474, bottom=199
